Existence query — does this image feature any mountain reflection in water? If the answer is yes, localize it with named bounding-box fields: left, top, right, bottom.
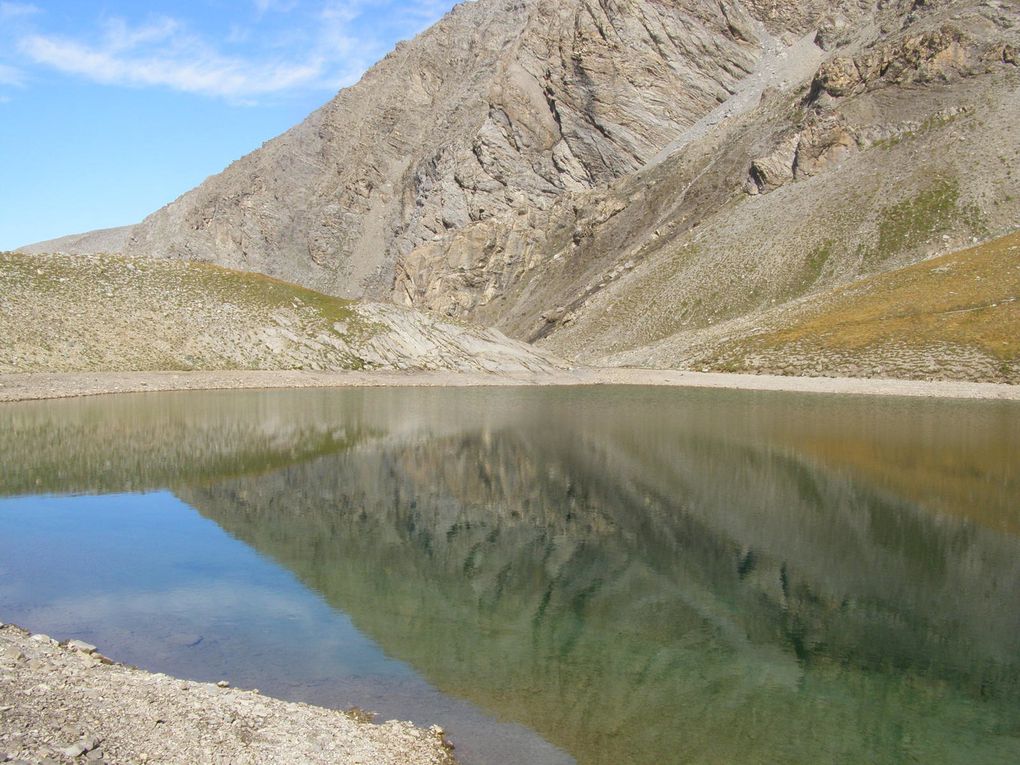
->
left=2, top=386, right=1018, bottom=765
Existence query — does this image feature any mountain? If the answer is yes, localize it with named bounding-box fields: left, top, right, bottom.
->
left=19, top=0, right=1020, bottom=381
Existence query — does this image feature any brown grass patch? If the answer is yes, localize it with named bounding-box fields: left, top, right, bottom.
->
left=758, top=230, right=1020, bottom=359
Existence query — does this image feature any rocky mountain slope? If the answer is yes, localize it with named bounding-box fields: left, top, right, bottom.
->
left=75, top=0, right=807, bottom=296
left=19, top=0, right=1020, bottom=381
left=393, top=0, right=1020, bottom=379
left=24, top=0, right=853, bottom=287
left=0, top=251, right=563, bottom=374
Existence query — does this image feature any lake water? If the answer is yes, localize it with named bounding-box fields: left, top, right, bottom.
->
left=1, top=386, right=1018, bottom=764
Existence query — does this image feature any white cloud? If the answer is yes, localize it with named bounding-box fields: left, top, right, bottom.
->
left=7, top=2, right=456, bottom=102
left=20, top=31, right=328, bottom=98
left=0, top=1, right=40, bottom=20
left=102, top=16, right=182, bottom=51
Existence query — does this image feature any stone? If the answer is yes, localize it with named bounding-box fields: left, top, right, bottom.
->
left=67, top=640, right=97, bottom=655
left=217, top=680, right=230, bottom=688
left=61, top=742, right=87, bottom=758
left=814, top=15, right=850, bottom=51
left=793, top=120, right=858, bottom=179
left=810, top=56, right=862, bottom=98
left=748, top=134, right=800, bottom=194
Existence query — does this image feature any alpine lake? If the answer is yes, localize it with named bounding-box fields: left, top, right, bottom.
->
left=1, top=385, right=1018, bottom=764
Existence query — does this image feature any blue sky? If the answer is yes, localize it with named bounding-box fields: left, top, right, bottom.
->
left=0, top=0, right=458, bottom=250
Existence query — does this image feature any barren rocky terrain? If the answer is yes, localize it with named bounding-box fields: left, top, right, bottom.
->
left=0, top=622, right=454, bottom=765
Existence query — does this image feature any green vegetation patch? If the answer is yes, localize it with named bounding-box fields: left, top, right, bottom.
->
left=860, top=178, right=955, bottom=268
left=187, top=262, right=358, bottom=327
left=777, top=239, right=835, bottom=303
left=872, top=109, right=966, bottom=151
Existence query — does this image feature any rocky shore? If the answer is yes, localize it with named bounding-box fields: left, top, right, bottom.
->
left=0, top=368, right=1018, bottom=404
left=0, top=622, right=455, bottom=765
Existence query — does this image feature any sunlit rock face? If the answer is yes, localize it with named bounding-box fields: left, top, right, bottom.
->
left=113, top=0, right=779, bottom=298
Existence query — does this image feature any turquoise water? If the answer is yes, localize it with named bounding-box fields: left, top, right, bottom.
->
left=1, top=386, right=1018, bottom=764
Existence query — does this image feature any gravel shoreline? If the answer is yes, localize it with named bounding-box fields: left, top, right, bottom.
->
left=0, top=622, right=455, bottom=765
left=0, top=368, right=1018, bottom=403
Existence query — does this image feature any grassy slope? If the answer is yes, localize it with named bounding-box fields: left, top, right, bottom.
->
left=707, top=230, right=1020, bottom=383
left=0, top=251, right=377, bottom=373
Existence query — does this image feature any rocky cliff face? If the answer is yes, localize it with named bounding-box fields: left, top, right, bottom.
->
left=40, top=0, right=846, bottom=297
left=392, top=0, right=1020, bottom=374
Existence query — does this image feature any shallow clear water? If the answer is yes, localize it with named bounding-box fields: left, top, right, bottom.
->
left=1, top=386, right=1018, bottom=764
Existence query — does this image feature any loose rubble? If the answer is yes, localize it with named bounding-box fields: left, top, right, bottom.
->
left=0, top=622, right=455, bottom=765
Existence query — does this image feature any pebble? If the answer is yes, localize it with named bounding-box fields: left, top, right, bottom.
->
left=62, top=742, right=87, bottom=758
left=67, top=640, right=97, bottom=655
left=1, top=622, right=453, bottom=765
left=217, top=680, right=230, bottom=688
